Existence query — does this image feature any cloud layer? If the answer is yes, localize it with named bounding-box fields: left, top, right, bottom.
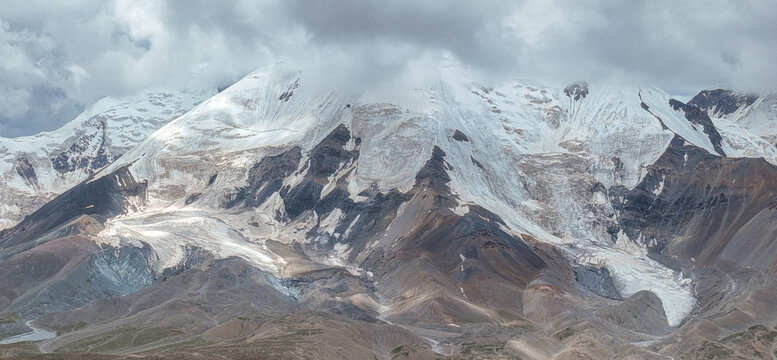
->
left=1, top=0, right=776, bottom=136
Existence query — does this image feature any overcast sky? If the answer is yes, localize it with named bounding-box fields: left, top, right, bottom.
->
left=1, top=0, right=776, bottom=136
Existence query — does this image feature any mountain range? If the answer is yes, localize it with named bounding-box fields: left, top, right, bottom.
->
left=2, top=62, right=777, bottom=359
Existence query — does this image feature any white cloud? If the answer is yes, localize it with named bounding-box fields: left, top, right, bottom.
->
left=0, top=85, right=32, bottom=119
left=0, top=0, right=776, bottom=136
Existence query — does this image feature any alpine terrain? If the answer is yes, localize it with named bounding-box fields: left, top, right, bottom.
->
left=3, top=62, right=777, bottom=359
left=0, top=87, right=216, bottom=229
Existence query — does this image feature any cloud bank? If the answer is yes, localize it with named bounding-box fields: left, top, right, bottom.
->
left=1, top=0, right=776, bottom=136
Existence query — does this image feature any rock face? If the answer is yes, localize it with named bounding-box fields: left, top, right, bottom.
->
left=689, top=89, right=758, bottom=117
left=564, top=81, right=589, bottom=100
left=573, top=265, right=622, bottom=300
left=691, top=89, right=777, bottom=148
left=597, top=290, right=670, bottom=336
left=0, top=166, right=147, bottom=248
left=611, top=135, right=777, bottom=268
left=669, top=99, right=727, bottom=156
left=13, top=157, right=38, bottom=189
left=4, top=65, right=777, bottom=359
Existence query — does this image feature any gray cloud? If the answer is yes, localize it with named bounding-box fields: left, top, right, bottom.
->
left=1, top=0, right=776, bottom=136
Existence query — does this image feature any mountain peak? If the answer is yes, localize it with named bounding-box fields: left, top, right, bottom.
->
left=689, top=89, right=758, bottom=117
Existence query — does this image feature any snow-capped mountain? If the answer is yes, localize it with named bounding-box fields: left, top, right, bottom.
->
left=92, top=63, right=777, bottom=325
left=3, top=63, right=777, bottom=358
left=0, top=87, right=215, bottom=229
left=691, top=89, right=777, bottom=145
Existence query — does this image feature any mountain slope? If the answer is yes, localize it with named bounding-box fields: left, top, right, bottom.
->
left=4, top=64, right=777, bottom=358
